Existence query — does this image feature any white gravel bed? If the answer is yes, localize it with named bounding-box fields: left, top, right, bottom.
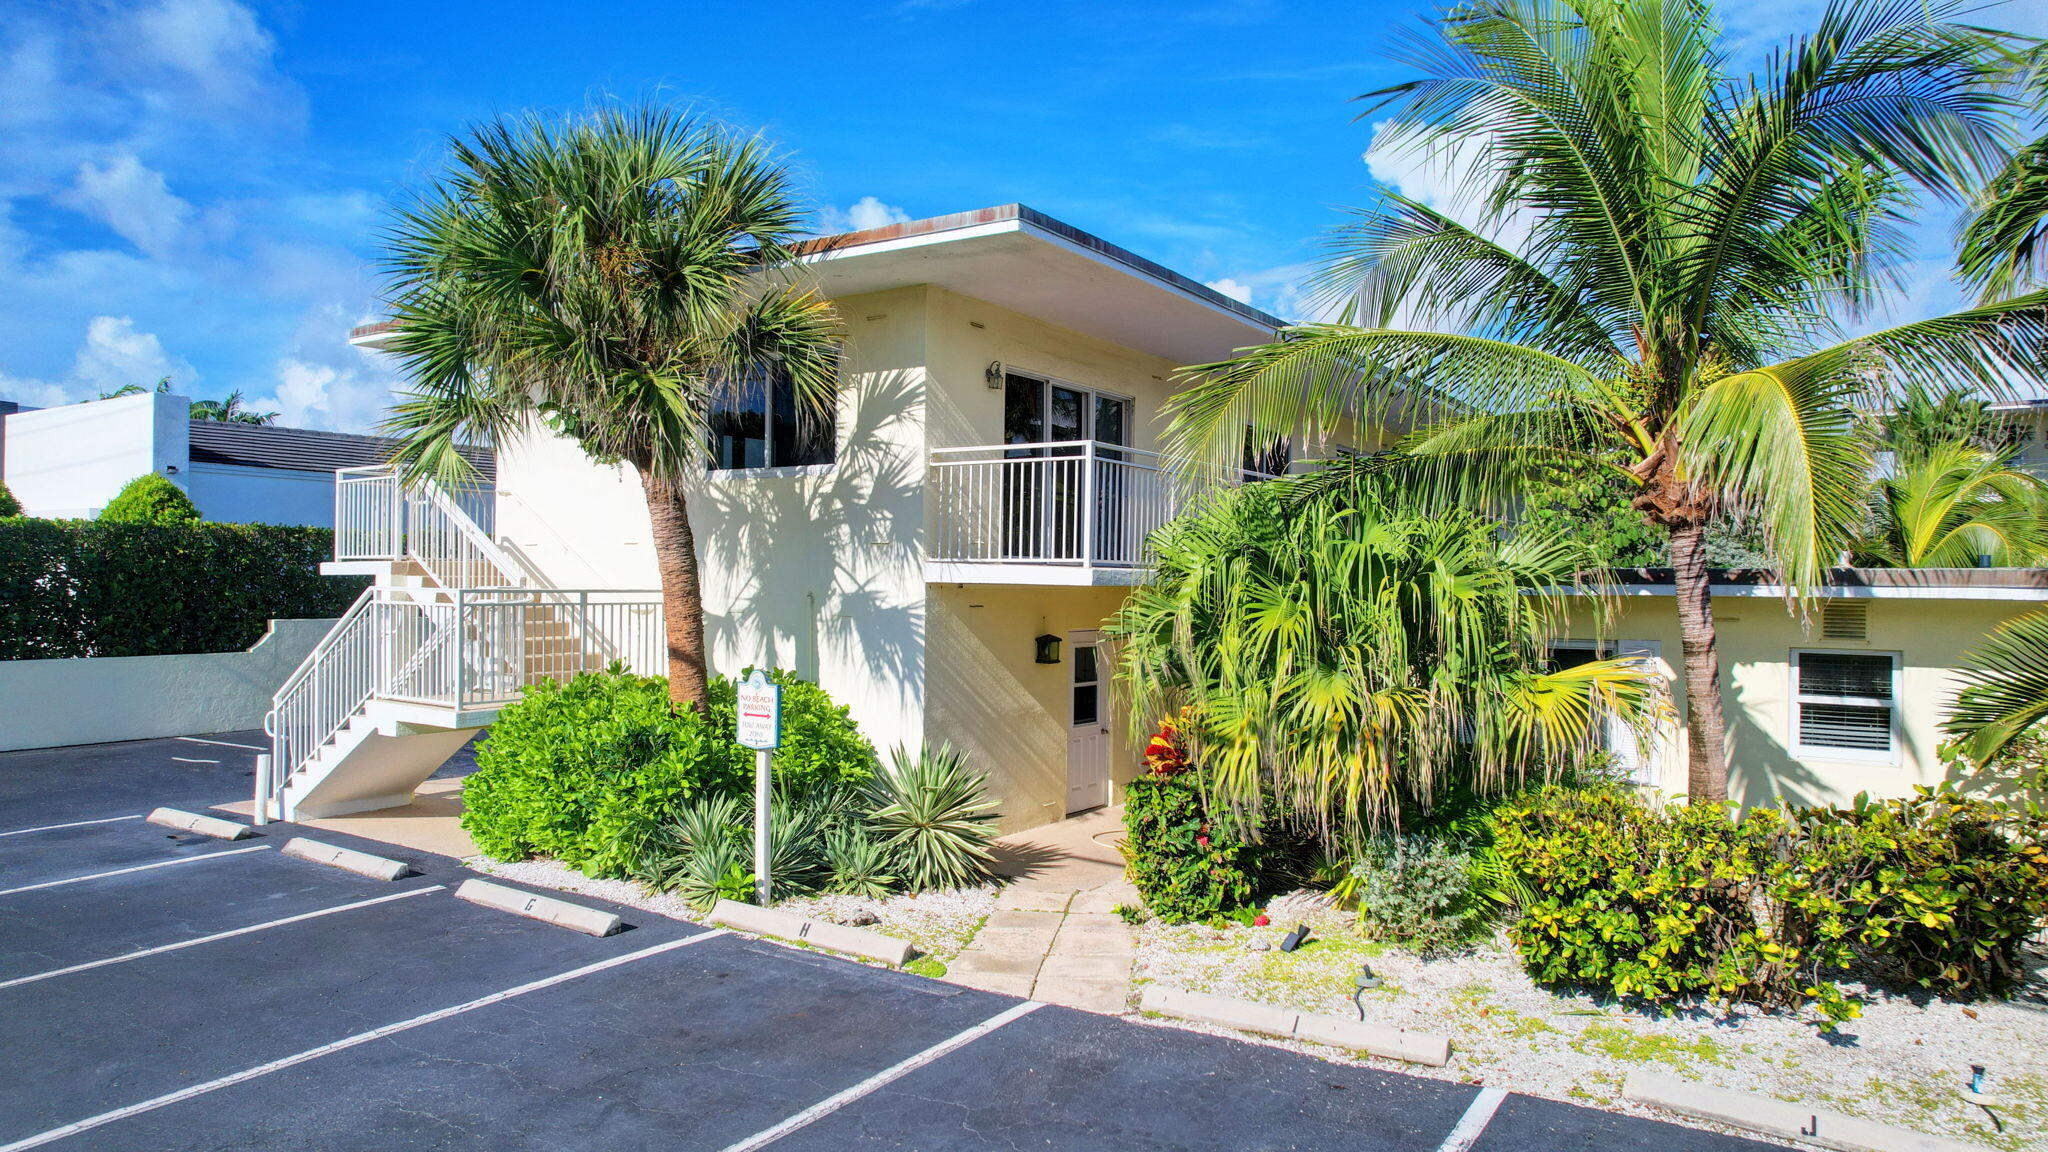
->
left=775, top=885, right=996, bottom=964
left=1133, top=892, right=2048, bottom=1152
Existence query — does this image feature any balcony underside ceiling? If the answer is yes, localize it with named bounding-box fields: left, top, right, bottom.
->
left=925, top=562, right=1147, bottom=587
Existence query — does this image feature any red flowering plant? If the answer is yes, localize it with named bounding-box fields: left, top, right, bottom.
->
left=1142, top=715, right=1191, bottom=778
left=1123, top=712, right=1265, bottom=922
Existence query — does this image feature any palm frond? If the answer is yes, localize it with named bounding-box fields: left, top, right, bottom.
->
left=1946, top=610, right=2048, bottom=764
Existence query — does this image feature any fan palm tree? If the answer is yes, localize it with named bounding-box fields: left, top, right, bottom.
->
left=1164, top=0, right=2048, bottom=804
left=1107, top=462, right=1659, bottom=838
left=377, top=105, right=841, bottom=708
left=1857, top=440, right=2048, bottom=567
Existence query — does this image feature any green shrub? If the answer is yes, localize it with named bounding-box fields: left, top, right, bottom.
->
left=1122, top=769, right=1265, bottom=924
left=865, top=744, right=999, bottom=890
left=99, top=474, right=201, bottom=525
left=463, top=666, right=878, bottom=879
left=0, top=480, right=20, bottom=518
left=1353, top=836, right=1482, bottom=952
left=1494, top=785, right=2048, bottom=1022
left=0, top=518, right=362, bottom=659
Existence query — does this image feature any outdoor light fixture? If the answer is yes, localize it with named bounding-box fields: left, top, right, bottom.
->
left=1034, top=633, right=1061, bottom=664
left=1352, top=963, right=1382, bottom=1020
left=985, top=360, right=1004, bottom=388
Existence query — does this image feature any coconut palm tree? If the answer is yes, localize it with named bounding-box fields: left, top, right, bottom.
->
left=1107, top=461, right=1659, bottom=838
left=1164, top=0, right=2048, bottom=804
left=1946, top=610, right=2048, bottom=765
left=188, top=390, right=280, bottom=425
left=1857, top=440, right=2048, bottom=567
left=1958, top=48, right=2048, bottom=298
left=377, top=105, right=841, bottom=709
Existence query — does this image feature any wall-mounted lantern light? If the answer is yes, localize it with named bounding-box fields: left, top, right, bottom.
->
left=1034, top=633, right=1061, bottom=664
left=985, top=360, right=1004, bottom=389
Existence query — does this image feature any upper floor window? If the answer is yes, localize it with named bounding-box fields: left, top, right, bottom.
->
left=1792, top=650, right=1898, bottom=760
left=709, top=362, right=835, bottom=471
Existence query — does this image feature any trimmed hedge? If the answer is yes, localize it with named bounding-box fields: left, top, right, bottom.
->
left=99, top=474, right=200, bottom=525
left=0, top=518, right=365, bottom=659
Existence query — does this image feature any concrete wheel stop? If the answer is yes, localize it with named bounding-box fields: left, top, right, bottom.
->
left=1623, top=1069, right=1998, bottom=1152
left=281, top=837, right=412, bottom=881
left=147, top=808, right=252, bottom=841
left=1139, top=985, right=1451, bottom=1067
left=709, top=899, right=916, bottom=968
left=455, top=879, right=623, bottom=937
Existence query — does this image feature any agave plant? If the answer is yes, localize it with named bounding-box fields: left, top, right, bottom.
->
left=823, top=827, right=897, bottom=899
left=864, top=744, right=999, bottom=891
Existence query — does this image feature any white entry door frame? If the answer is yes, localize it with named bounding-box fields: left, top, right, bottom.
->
left=1065, top=629, right=1111, bottom=814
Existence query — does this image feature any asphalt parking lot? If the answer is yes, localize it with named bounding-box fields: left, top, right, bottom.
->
left=0, top=734, right=1777, bottom=1151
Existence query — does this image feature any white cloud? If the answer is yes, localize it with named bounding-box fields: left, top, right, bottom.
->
left=62, top=152, right=192, bottom=258
left=70, top=315, right=192, bottom=394
left=816, top=195, right=913, bottom=235
left=1205, top=277, right=1253, bottom=304
left=114, top=0, right=303, bottom=125
left=0, top=315, right=194, bottom=407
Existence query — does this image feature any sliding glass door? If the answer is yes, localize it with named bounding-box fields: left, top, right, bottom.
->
left=1000, top=372, right=1129, bottom=561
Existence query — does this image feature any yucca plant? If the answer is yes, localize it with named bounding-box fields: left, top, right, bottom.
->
left=865, top=744, right=1000, bottom=891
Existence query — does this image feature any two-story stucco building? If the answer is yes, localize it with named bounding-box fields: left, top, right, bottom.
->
left=273, top=204, right=2041, bottom=835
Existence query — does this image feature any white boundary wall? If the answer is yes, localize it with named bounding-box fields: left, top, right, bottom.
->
left=0, top=618, right=334, bottom=751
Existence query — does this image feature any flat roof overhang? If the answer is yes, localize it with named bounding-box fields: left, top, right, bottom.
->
left=351, top=205, right=1286, bottom=366
left=1545, top=567, right=2048, bottom=602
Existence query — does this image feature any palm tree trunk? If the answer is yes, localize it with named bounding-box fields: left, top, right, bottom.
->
left=1669, top=522, right=1729, bottom=805
left=641, top=471, right=711, bottom=711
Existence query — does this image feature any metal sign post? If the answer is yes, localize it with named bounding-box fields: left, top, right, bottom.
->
left=734, top=670, right=782, bottom=905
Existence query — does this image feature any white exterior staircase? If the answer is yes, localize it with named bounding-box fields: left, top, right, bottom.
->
left=262, top=467, right=662, bottom=821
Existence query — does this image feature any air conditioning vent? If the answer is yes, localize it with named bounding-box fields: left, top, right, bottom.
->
left=1821, top=600, right=1868, bottom=642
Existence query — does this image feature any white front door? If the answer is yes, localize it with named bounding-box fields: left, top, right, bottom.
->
left=1065, top=632, right=1110, bottom=813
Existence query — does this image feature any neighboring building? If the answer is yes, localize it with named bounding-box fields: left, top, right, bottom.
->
left=0, top=390, right=492, bottom=525
left=268, top=204, right=2037, bottom=832
left=1562, top=568, right=2047, bottom=809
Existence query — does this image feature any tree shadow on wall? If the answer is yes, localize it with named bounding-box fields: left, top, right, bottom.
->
left=690, top=368, right=925, bottom=697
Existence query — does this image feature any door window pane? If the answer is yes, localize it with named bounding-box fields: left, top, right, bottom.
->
left=1072, top=684, right=1099, bottom=726
left=1073, top=644, right=1098, bottom=685
left=1004, top=374, right=1044, bottom=449
left=1051, top=386, right=1085, bottom=443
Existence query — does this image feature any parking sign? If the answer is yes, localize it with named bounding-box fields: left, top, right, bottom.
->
left=736, top=670, right=781, bottom=750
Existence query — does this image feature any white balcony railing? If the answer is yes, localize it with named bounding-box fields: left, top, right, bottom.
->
left=334, top=465, right=515, bottom=587
left=929, top=440, right=1267, bottom=568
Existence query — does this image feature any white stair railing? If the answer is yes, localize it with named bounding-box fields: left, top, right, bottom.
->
left=332, top=465, right=521, bottom=588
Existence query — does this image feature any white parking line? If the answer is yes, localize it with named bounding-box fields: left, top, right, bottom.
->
left=0, top=929, right=729, bottom=1152
left=0, top=886, right=446, bottom=991
left=0, top=815, right=141, bottom=839
left=717, top=1000, right=1045, bottom=1152
left=173, top=736, right=265, bottom=751
left=1436, top=1086, right=1508, bottom=1152
left=0, top=845, right=270, bottom=898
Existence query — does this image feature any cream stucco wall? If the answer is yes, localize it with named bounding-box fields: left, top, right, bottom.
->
left=1567, top=593, right=2045, bottom=809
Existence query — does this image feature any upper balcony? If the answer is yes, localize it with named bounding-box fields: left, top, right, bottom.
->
left=927, top=440, right=1264, bottom=585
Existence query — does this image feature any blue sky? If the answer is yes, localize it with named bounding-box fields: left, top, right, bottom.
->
left=1, top=0, right=2039, bottom=431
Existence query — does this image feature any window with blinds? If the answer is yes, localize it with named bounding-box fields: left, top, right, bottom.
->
left=1793, top=650, right=1897, bottom=758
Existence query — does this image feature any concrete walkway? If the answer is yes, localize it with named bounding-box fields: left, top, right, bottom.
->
left=947, top=807, right=1141, bottom=1014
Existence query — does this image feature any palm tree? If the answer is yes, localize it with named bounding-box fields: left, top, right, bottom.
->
left=1857, top=440, right=2048, bottom=567
left=1106, top=462, right=1658, bottom=838
left=1958, top=48, right=2048, bottom=298
left=188, top=390, right=279, bottom=425
left=377, top=105, right=841, bottom=709
left=1164, top=0, right=2048, bottom=805
left=1946, top=610, right=2048, bottom=766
